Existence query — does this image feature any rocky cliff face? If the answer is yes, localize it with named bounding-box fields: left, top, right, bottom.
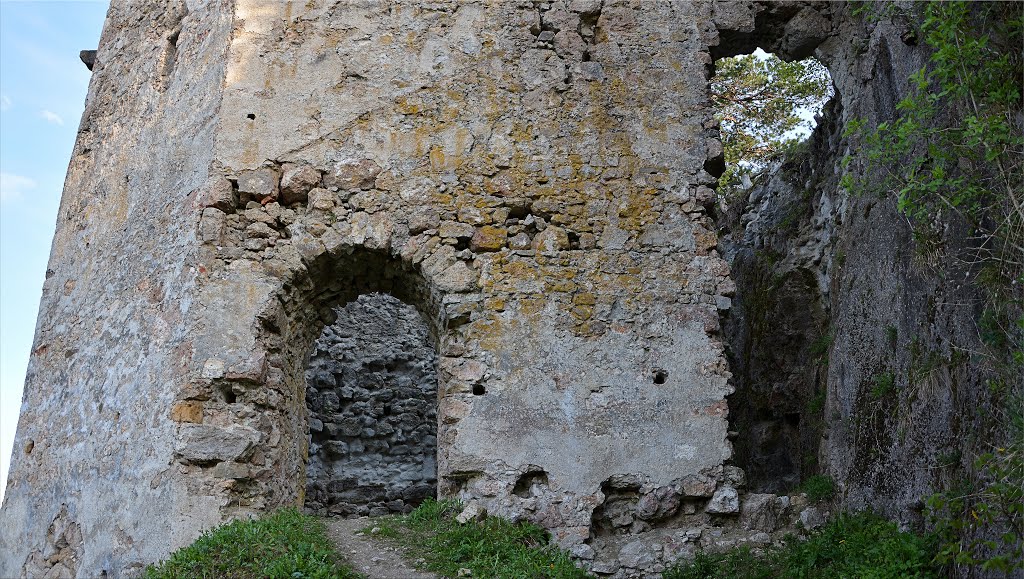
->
left=719, top=1, right=1020, bottom=536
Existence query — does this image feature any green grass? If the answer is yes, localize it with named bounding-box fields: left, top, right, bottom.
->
left=800, top=475, right=836, bottom=503
left=664, top=512, right=940, bottom=579
left=809, top=332, right=833, bottom=359
left=366, top=499, right=590, bottom=578
left=144, top=508, right=362, bottom=579
left=869, top=372, right=896, bottom=399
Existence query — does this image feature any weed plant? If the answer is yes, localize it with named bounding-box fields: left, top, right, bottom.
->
left=367, top=499, right=589, bottom=579
left=664, top=512, right=940, bottom=579
left=144, top=508, right=361, bottom=579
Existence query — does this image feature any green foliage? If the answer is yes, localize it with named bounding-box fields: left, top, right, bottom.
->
left=885, top=325, right=898, bottom=349
left=664, top=512, right=940, bottom=579
left=843, top=1, right=1024, bottom=281
left=807, top=390, right=826, bottom=415
left=711, top=52, right=833, bottom=193
left=926, top=392, right=1024, bottom=574
left=801, top=475, right=837, bottom=503
left=144, top=508, right=361, bottom=579
left=808, top=332, right=833, bottom=359
left=869, top=372, right=896, bottom=400
left=368, top=499, right=589, bottom=578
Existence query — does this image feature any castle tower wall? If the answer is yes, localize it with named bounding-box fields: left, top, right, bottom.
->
left=1, top=1, right=756, bottom=575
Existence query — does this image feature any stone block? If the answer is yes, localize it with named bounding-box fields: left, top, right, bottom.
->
left=174, top=424, right=260, bottom=463
left=532, top=225, right=570, bottom=252
left=470, top=226, right=507, bottom=252
left=236, top=167, right=280, bottom=201
left=323, top=159, right=381, bottom=191
left=740, top=493, right=781, bottom=532
left=196, top=176, right=236, bottom=212
left=705, top=485, right=739, bottom=514
left=279, top=163, right=321, bottom=205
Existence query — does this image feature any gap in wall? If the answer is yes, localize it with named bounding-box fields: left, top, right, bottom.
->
left=303, top=293, right=438, bottom=517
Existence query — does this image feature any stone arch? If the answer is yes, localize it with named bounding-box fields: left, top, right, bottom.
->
left=264, top=243, right=447, bottom=515
left=181, top=183, right=483, bottom=518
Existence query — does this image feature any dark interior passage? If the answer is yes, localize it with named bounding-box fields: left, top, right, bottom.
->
left=303, top=293, right=438, bottom=517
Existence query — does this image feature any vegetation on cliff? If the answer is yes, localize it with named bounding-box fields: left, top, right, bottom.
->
left=844, top=1, right=1023, bottom=573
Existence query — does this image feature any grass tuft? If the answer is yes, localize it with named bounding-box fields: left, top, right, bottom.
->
left=144, top=508, right=362, bottom=579
left=801, top=475, right=837, bottom=503
left=367, top=499, right=590, bottom=578
left=664, top=512, right=940, bottom=579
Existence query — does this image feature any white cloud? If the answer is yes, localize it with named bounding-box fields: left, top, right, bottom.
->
left=40, top=109, right=63, bottom=125
left=0, top=173, right=37, bottom=203
left=0, top=95, right=10, bottom=111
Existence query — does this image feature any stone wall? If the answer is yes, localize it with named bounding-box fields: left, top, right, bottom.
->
left=2, top=1, right=752, bottom=575
left=304, top=293, right=437, bottom=517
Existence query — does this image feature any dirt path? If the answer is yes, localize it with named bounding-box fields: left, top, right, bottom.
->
left=323, top=517, right=438, bottom=579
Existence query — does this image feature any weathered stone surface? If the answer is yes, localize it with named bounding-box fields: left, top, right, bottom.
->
left=531, top=225, right=570, bottom=252
left=170, top=401, right=203, bottom=424
left=799, top=506, right=826, bottom=530
left=470, top=226, right=507, bottom=252
left=196, top=176, right=236, bottom=212
left=280, top=164, right=321, bottom=205
left=236, top=167, right=279, bottom=202
left=739, top=493, right=783, bottom=532
left=706, top=486, right=740, bottom=514
left=307, top=188, right=335, bottom=211
left=174, top=425, right=261, bottom=463
left=617, top=540, right=656, bottom=569
left=323, top=159, right=381, bottom=191
left=455, top=503, right=487, bottom=524
left=304, top=294, right=437, bottom=517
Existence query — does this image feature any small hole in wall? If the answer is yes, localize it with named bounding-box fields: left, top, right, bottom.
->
left=472, top=384, right=486, bottom=395
left=513, top=469, right=549, bottom=498
left=246, top=113, right=256, bottom=120
left=219, top=385, right=237, bottom=403
left=652, top=369, right=668, bottom=384
left=24, top=440, right=34, bottom=455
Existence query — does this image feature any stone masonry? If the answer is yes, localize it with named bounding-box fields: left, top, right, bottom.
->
left=0, top=1, right=837, bottom=577
left=304, top=293, right=438, bottom=517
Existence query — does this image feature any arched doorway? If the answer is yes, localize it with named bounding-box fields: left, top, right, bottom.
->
left=304, top=293, right=438, bottom=516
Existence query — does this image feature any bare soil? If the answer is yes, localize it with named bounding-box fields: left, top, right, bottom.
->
left=323, top=516, right=438, bottom=579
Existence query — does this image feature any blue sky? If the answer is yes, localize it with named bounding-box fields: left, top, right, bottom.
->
left=0, top=0, right=109, bottom=502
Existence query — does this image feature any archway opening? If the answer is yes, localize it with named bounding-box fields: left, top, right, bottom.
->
left=253, top=242, right=445, bottom=516
left=303, top=293, right=438, bottom=516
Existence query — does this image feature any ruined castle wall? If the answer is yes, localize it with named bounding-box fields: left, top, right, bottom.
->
left=1, top=1, right=790, bottom=576
left=0, top=1, right=236, bottom=577
left=193, top=0, right=742, bottom=559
